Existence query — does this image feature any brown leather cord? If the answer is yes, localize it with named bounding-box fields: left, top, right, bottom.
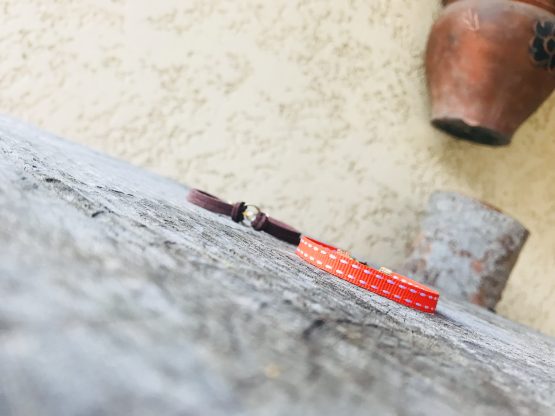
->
left=251, top=213, right=301, bottom=245
left=230, top=202, right=246, bottom=223
left=187, top=189, right=233, bottom=216
left=187, top=189, right=301, bottom=245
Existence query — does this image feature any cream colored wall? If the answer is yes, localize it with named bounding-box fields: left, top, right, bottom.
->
left=2, top=0, right=554, bottom=336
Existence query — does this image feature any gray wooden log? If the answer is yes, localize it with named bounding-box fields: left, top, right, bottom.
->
left=0, top=115, right=553, bottom=416
left=400, top=192, right=529, bottom=310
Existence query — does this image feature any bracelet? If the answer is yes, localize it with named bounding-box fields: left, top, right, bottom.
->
left=187, top=189, right=301, bottom=245
left=187, top=189, right=440, bottom=313
left=297, top=236, right=439, bottom=313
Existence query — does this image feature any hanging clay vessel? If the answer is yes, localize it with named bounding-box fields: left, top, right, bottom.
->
left=426, top=0, right=555, bottom=145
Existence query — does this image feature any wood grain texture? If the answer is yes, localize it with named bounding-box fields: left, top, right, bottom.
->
left=0, top=115, right=553, bottom=416
left=401, top=191, right=529, bottom=309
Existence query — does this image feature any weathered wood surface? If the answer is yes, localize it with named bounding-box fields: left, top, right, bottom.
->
left=401, top=191, right=529, bottom=310
left=0, top=115, right=553, bottom=416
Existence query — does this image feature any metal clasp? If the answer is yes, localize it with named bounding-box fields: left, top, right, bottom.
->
left=243, top=204, right=261, bottom=224
left=379, top=267, right=393, bottom=275
left=336, top=249, right=351, bottom=258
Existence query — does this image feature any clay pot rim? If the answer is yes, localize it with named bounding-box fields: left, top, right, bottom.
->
left=431, top=118, right=512, bottom=146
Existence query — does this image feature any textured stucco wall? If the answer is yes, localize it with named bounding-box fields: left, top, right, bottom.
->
left=1, top=0, right=554, bottom=336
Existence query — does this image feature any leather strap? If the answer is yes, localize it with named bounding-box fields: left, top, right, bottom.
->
left=297, top=236, right=439, bottom=313
left=187, top=189, right=301, bottom=245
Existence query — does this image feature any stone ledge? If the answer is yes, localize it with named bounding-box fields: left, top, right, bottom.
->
left=0, top=115, right=553, bottom=416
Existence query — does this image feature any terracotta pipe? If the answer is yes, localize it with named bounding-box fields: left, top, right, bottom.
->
left=427, top=0, right=555, bottom=145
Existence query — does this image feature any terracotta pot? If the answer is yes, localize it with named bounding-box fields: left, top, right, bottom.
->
left=426, top=0, right=555, bottom=145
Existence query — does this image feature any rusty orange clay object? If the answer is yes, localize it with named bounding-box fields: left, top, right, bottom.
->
left=427, top=0, right=555, bottom=145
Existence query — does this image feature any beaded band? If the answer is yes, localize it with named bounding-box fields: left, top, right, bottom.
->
left=297, top=236, right=439, bottom=313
